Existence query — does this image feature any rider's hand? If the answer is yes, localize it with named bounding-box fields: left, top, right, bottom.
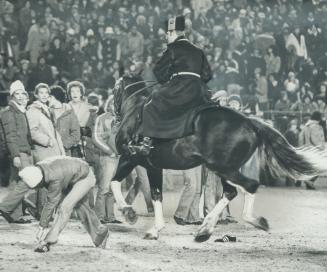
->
left=13, top=157, right=22, bottom=168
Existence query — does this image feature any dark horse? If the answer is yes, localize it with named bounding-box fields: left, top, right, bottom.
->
left=110, top=76, right=327, bottom=242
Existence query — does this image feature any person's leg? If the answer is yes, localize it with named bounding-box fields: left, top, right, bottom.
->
left=0, top=153, right=33, bottom=221
left=183, top=166, right=202, bottom=223
left=94, top=162, right=106, bottom=220
left=105, top=189, right=119, bottom=222
left=135, top=166, right=154, bottom=213
left=174, top=166, right=202, bottom=224
left=203, top=168, right=221, bottom=217
left=45, top=171, right=96, bottom=244
left=95, top=156, right=119, bottom=222
left=75, top=199, right=109, bottom=247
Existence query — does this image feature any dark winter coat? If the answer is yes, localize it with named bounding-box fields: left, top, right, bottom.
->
left=0, top=100, right=33, bottom=159
left=142, top=36, right=213, bottom=139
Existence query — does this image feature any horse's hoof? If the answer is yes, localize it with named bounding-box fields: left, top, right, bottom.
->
left=248, top=216, right=269, bottom=231
left=122, top=207, right=138, bottom=225
left=194, top=231, right=211, bottom=243
left=257, top=217, right=269, bottom=231
left=143, top=233, right=158, bottom=240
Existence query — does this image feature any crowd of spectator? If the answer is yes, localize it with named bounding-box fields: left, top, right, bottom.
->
left=0, top=0, right=326, bottom=119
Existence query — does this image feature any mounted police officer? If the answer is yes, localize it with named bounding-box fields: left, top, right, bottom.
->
left=133, top=15, right=213, bottom=155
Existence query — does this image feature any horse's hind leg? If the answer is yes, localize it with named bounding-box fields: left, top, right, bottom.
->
left=224, top=171, right=269, bottom=231
left=194, top=178, right=237, bottom=242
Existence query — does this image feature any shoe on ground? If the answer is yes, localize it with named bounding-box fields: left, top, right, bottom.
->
left=34, top=243, right=50, bottom=253
left=0, top=210, right=14, bottom=223
left=94, top=226, right=110, bottom=248
left=173, top=216, right=187, bottom=226
left=214, top=235, right=237, bottom=243
left=100, top=218, right=122, bottom=224
left=13, top=217, right=32, bottom=224
left=304, top=181, right=316, bottom=190
left=295, top=181, right=302, bottom=187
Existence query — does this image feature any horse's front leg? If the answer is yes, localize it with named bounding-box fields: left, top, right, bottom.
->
left=195, top=178, right=237, bottom=242
left=143, top=168, right=165, bottom=240
left=111, top=156, right=138, bottom=224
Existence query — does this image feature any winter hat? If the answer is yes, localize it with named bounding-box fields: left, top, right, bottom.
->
left=311, top=111, right=322, bottom=122
left=50, top=85, right=66, bottom=103
left=105, top=26, right=114, bottom=35
left=86, top=29, right=95, bottom=37
left=66, top=28, right=75, bottom=36
left=19, top=166, right=43, bottom=188
left=183, top=8, right=192, bottom=16
left=10, top=80, right=28, bottom=96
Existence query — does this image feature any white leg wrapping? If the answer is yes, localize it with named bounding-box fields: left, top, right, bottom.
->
left=200, top=197, right=230, bottom=234
left=242, top=193, right=255, bottom=222
left=111, top=180, right=129, bottom=209
left=145, top=200, right=165, bottom=239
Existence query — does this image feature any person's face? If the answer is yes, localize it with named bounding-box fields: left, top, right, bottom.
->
left=39, top=58, right=45, bottom=66
left=21, top=94, right=29, bottom=108
left=131, top=26, right=137, bottom=35
left=54, top=38, right=60, bottom=47
left=7, top=59, right=13, bottom=67
left=36, top=87, right=50, bottom=103
left=166, top=31, right=177, bottom=44
left=12, top=89, right=26, bottom=106
left=70, top=86, right=82, bottom=102
left=22, top=63, right=28, bottom=70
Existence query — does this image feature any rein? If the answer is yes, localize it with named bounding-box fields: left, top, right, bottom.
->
left=124, top=80, right=157, bottom=91
left=126, top=81, right=159, bottom=100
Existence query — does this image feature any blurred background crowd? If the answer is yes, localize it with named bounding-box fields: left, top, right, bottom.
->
left=0, top=0, right=326, bottom=119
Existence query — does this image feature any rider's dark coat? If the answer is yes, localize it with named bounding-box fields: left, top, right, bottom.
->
left=142, top=35, right=213, bottom=139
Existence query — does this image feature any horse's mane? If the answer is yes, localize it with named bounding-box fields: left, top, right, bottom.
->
left=113, top=75, right=150, bottom=120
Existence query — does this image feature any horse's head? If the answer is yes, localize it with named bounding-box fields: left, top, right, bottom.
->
left=113, top=75, right=152, bottom=154
left=113, top=74, right=148, bottom=119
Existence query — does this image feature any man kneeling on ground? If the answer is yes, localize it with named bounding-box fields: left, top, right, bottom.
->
left=18, top=156, right=110, bottom=253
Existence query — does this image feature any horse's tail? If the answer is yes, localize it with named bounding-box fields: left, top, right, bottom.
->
left=249, top=118, right=327, bottom=180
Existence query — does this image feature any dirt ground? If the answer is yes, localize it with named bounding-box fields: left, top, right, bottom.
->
left=1, top=182, right=327, bottom=272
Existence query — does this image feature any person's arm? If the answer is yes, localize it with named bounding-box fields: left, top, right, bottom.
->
left=39, top=179, right=62, bottom=228
left=1, top=110, right=20, bottom=158
left=201, top=51, right=213, bottom=83
left=310, top=126, right=325, bottom=149
left=92, top=114, right=116, bottom=155
left=153, top=49, right=171, bottom=84
left=26, top=108, right=52, bottom=147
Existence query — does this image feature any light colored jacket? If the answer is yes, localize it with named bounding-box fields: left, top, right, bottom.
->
left=38, top=156, right=92, bottom=227
left=52, top=103, right=80, bottom=153
left=92, top=112, right=117, bottom=156
left=299, top=120, right=325, bottom=149
left=27, top=101, right=65, bottom=162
